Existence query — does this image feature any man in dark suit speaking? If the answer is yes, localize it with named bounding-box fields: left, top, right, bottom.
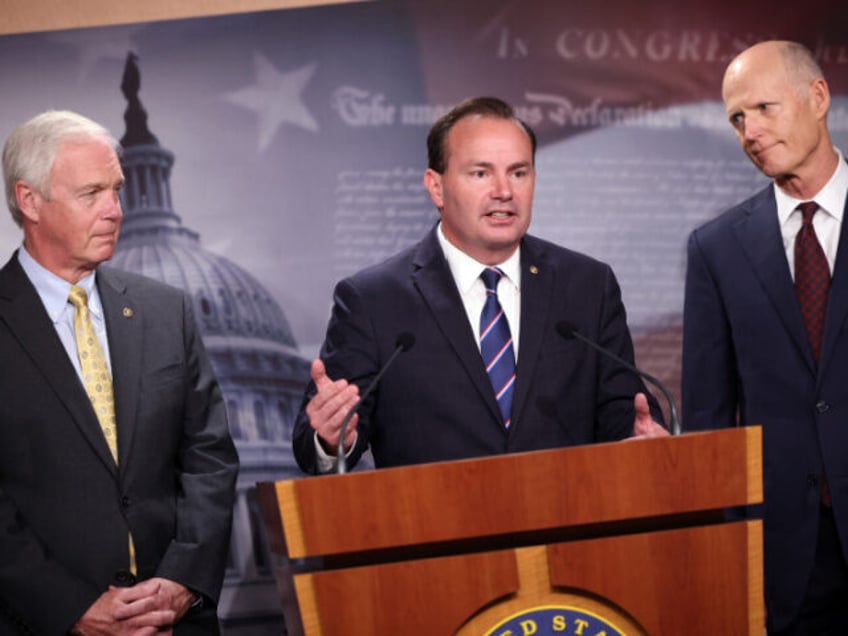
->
left=0, top=110, right=238, bottom=634
left=294, top=97, right=667, bottom=475
left=683, top=41, right=848, bottom=634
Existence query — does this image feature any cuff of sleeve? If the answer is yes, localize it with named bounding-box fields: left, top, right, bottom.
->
left=314, top=431, right=357, bottom=473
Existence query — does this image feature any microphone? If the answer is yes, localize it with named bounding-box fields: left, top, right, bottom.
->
left=336, top=332, right=416, bottom=474
left=555, top=320, right=680, bottom=436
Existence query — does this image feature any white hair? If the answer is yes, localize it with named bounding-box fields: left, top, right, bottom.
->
left=3, top=110, right=119, bottom=227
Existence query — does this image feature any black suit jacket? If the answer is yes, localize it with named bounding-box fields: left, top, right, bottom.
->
left=683, top=184, right=848, bottom=631
left=0, top=253, right=238, bottom=634
left=293, top=227, right=660, bottom=473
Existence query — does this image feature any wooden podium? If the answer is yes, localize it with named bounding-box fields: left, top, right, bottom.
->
left=257, top=427, right=763, bottom=635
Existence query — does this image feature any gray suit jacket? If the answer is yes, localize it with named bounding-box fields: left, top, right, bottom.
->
left=0, top=252, right=238, bottom=634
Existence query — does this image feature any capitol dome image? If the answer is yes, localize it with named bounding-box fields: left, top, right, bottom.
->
left=110, top=52, right=308, bottom=633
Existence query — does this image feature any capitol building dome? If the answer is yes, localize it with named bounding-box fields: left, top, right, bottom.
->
left=109, top=53, right=307, bottom=631
left=113, top=231, right=298, bottom=349
left=111, top=194, right=308, bottom=448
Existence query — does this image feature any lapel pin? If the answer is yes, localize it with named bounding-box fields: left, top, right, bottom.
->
left=122, top=307, right=134, bottom=318
left=529, top=265, right=539, bottom=275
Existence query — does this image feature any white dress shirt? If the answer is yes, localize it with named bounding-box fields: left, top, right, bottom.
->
left=775, top=148, right=848, bottom=279
left=314, top=223, right=523, bottom=471
left=436, top=222, right=521, bottom=360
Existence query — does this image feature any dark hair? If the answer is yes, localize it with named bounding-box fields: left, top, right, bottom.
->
left=426, top=97, right=537, bottom=173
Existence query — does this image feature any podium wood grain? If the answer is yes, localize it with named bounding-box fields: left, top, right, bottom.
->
left=258, top=427, right=764, bottom=635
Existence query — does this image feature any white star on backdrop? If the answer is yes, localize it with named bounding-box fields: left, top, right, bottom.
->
left=223, top=52, right=319, bottom=152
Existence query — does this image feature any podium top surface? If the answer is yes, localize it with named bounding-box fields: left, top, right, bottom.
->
left=259, top=427, right=762, bottom=561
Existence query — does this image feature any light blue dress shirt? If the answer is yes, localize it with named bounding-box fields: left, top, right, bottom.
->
left=17, top=245, right=113, bottom=380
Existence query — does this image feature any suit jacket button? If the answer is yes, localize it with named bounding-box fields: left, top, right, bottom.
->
left=121, top=496, right=131, bottom=508
left=816, top=401, right=830, bottom=414
left=807, top=473, right=819, bottom=487
left=114, top=569, right=136, bottom=586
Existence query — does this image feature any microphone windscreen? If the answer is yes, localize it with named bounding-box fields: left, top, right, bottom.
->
left=555, top=320, right=578, bottom=340
left=395, top=332, right=416, bottom=352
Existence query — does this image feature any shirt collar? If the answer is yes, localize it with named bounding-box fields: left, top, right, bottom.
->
left=17, top=245, right=101, bottom=322
left=436, top=222, right=521, bottom=293
left=776, top=147, right=848, bottom=226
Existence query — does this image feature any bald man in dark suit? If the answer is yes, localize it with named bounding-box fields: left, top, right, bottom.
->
left=684, top=41, right=848, bottom=634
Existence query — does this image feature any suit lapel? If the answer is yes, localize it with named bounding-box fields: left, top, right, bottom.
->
left=411, top=229, right=504, bottom=426
left=818, top=194, right=848, bottom=378
left=97, top=267, right=143, bottom=467
left=511, top=238, right=551, bottom=425
left=0, top=254, right=118, bottom=474
left=733, top=188, right=816, bottom=374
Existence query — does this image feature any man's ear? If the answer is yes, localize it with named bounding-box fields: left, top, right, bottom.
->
left=15, top=181, right=42, bottom=223
left=809, top=77, right=831, bottom=121
left=423, top=168, right=444, bottom=209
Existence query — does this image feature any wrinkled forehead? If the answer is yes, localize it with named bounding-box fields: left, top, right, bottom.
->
left=443, top=115, right=533, bottom=161
left=48, top=136, right=123, bottom=184
left=722, top=55, right=791, bottom=107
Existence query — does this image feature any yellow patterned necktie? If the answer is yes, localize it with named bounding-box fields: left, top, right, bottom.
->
left=67, top=285, right=136, bottom=575
left=67, top=285, right=118, bottom=463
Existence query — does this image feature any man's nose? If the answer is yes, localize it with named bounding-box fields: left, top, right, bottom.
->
left=104, top=190, right=123, bottom=219
left=491, top=173, right=513, bottom=199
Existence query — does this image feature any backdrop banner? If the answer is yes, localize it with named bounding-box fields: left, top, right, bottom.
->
left=0, top=0, right=846, bottom=631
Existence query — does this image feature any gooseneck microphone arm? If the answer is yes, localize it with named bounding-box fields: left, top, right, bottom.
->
left=555, top=321, right=680, bottom=436
left=336, top=332, right=416, bottom=474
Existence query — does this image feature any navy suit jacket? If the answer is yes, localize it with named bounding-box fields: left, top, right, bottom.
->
left=293, top=227, right=660, bottom=474
left=683, top=184, right=848, bottom=631
left=0, top=253, right=239, bottom=634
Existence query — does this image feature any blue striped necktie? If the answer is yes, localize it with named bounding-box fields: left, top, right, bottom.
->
left=480, top=267, right=516, bottom=428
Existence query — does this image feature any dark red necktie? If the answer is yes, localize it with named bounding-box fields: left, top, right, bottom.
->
left=794, top=201, right=831, bottom=363
left=794, top=202, right=832, bottom=505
